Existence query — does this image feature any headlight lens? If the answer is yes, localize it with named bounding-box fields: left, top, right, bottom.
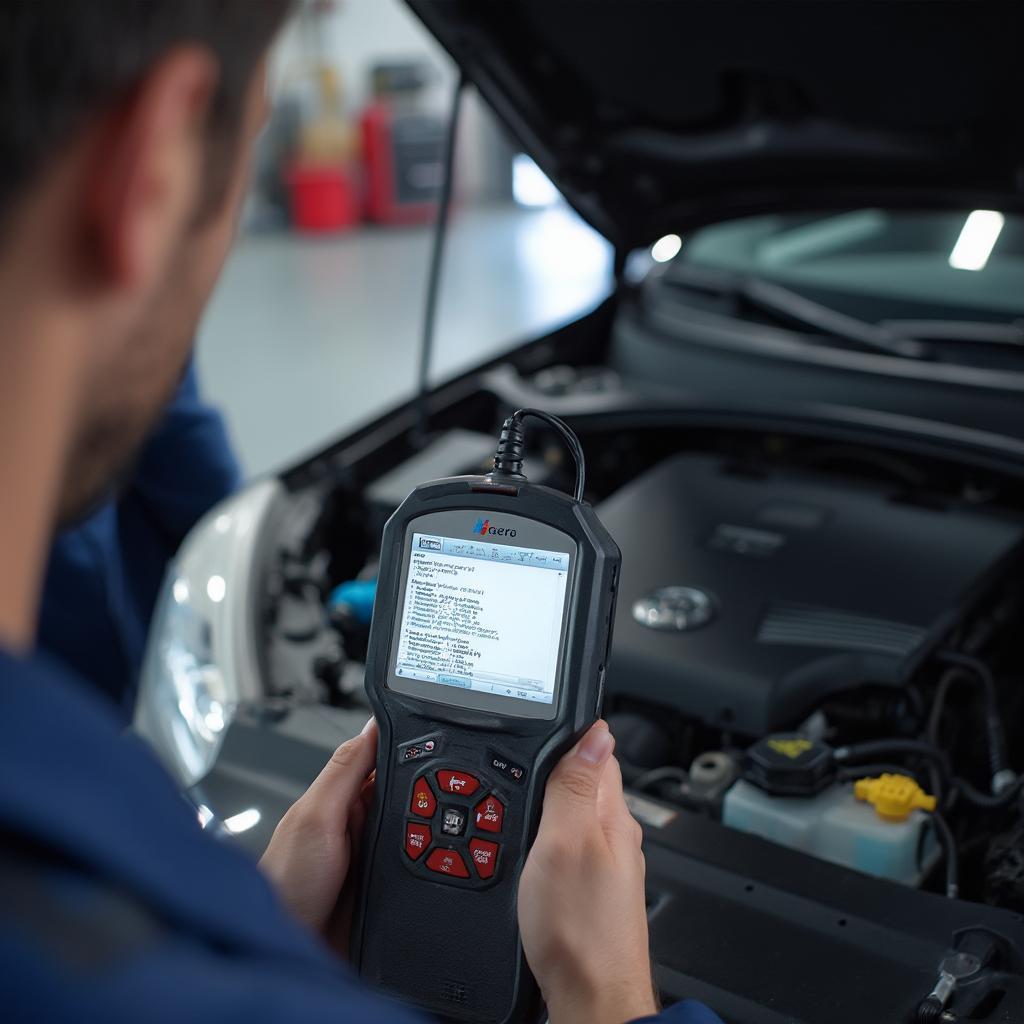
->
left=137, top=575, right=237, bottom=787
left=135, top=480, right=282, bottom=789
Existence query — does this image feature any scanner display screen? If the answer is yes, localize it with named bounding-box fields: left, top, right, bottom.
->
left=394, top=533, right=570, bottom=705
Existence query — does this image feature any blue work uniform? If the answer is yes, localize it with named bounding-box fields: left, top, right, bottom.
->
left=36, top=360, right=241, bottom=719
left=0, top=650, right=721, bottom=1023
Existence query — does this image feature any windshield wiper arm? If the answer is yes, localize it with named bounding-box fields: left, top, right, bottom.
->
left=880, top=319, right=1024, bottom=349
left=666, top=264, right=931, bottom=360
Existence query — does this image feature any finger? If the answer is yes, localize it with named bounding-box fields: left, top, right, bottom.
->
left=537, top=722, right=615, bottom=831
left=353, top=770, right=375, bottom=820
left=330, top=773, right=376, bottom=959
left=596, top=751, right=625, bottom=822
left=596, top=754, right=640, bottom=846
left=348, top=789, right=367, bottom=841
left=358, top=771, right=374, bottom=803
left=300, top=716, right=378, bottom=823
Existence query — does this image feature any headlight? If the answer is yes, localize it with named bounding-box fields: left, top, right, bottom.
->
left=135, top=478, right=283, bottom=789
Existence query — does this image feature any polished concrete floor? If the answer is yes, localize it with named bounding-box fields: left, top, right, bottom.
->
left=197, top=204, right=611, bottom=476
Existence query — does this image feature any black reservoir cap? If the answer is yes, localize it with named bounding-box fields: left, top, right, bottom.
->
left=744, top=735, right=836, bottom=797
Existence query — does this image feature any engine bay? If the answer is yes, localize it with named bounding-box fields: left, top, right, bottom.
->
left=258, top=391, right=1024, bottom=919
left=599, top=452, right=1023, bottom=735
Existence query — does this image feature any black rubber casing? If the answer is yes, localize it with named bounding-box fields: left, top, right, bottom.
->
left=352, top=476, right=620, bottom=1023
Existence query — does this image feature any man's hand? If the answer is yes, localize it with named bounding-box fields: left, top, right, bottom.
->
left=518, top=721, right=658, bottom=1024
left=259, top=716, right=377, bottom=957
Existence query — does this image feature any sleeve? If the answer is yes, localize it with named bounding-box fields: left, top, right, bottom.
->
left=632, top=1000, right=726, bottom=1024
left=36, top=506, right=131, bottom=708
left=121, top=356, right=242, bottom=545
left=1, top=890, right=433, bottom=1024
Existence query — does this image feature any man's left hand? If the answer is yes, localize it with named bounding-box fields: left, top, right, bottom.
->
left=259, top=717, right=377, bottom=957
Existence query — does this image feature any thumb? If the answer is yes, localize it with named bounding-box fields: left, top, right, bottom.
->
left=300, top=717, right=378, bottom=823
left=539, top=722, right=615, bottom=825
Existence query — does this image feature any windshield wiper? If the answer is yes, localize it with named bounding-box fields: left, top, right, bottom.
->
left=880, top=319, right=1024, bottom=349
left=665, top=264, right=931, bottom=360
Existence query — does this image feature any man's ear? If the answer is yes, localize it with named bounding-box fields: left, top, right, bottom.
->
left=85, top=47, right=219, bottom=290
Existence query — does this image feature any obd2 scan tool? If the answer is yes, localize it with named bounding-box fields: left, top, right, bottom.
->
left=352, top=409, right=620, bottom=1023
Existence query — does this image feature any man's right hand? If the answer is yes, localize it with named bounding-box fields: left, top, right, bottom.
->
left=518, top=721, right=658, bottom=1024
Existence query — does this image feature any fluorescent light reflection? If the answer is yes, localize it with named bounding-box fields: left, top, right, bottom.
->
left=949, top=210, right=1004, bottom=271
left=223, top=808, right=261, bottom=834
left=206, top=574, right=226, bottom=603
left=651, top=234, right=683, bottom=263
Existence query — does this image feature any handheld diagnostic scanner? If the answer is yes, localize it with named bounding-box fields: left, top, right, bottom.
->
left=351, top=409, right=621, bottom=1023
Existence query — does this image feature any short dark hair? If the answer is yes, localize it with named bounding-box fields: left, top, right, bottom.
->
left=0, top=0, right=292, bottom=225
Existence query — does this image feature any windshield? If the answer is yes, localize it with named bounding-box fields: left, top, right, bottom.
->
left=674, top=210, right=1024, bottom=320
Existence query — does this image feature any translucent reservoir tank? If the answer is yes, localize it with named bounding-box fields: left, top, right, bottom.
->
left=722, top=779, right=936, bottom=885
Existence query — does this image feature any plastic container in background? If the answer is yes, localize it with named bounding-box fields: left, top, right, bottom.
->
left=722, top=779, right=937, bottom=886
left=286, top=163, right=359, bottom=233
left=360, top=62, right=446, bottom=225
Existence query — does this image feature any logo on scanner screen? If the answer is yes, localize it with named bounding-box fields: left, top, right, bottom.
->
left=473, top=518, right=517, bottom=538
left=418, top=537, right=443, bottom=551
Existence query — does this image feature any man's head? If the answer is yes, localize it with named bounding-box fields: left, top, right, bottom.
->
left=0, top=1, right=290, bottom=521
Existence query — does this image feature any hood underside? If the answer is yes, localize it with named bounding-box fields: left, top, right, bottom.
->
left=408, top=0, right=1024, bottom=250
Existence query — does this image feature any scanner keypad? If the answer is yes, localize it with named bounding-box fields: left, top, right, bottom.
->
left=425, top=847, right=470, bottom=878
left=404, top=823, right=431, bottom=860
left=436, top=769, right=480, bottom=797
left=401, top=761, right=505, bottom=885
left=473, top=794, right=505, bottom=833
left=468, top=839, right=499, bottom=879
left=410, top=777, right=437, bottom=818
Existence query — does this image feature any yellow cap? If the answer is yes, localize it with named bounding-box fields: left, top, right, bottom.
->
left=853, top=773, right=937, bottom=822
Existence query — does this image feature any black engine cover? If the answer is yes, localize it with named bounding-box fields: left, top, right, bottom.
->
left=599, top=454, right=1023, bottom=734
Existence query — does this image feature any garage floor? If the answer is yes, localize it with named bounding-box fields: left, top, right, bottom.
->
left=197, top=204, right=611, bottom=477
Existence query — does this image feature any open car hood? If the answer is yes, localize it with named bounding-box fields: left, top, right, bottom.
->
left=407, top=0, right=1024, bottom=251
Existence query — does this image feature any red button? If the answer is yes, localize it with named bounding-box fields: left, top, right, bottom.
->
left=469, top=838, right=499, bottom=879
left=474, top=794, right=505, bottom=833
left=410, top=777, right=437, bottom=817
left=404, top=822, right=431, bottom=861
left=426, top=848, right=470, bottom=878
left=436, top=769, right=480, bottom=797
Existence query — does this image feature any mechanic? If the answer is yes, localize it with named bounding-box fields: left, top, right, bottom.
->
left=0, top=4, right=721, bottom=1023
left=37, top=358, right=241, bottom=717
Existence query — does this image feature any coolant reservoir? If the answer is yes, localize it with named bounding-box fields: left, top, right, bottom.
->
left=723, top=778, right=935, bottom=885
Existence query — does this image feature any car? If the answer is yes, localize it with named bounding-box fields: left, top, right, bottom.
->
left=134, top=3, right=1024, bottom=1021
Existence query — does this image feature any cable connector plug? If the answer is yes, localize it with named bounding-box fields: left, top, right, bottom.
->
left=492, top=416, right=527, bottom=481
left=489, top=408, right=586, bottom=502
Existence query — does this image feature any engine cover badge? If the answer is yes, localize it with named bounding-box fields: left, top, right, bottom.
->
left=632, top=586, right=716, bottom=632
